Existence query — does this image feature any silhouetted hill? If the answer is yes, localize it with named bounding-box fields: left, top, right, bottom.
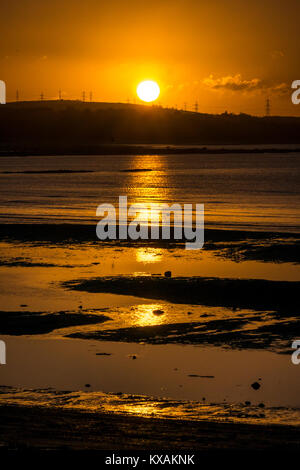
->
left=0, top=100, right=300, bottom=155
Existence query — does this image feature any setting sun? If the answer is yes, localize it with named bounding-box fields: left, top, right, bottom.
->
left=137, top=80, right=160, bottom=102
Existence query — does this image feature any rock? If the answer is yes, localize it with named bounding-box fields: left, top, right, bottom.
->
left=258, top=403, right=265, bottom=408
left=85, top=383, right=91, bottom=388
left=251, top=381, right=261, bottom=390
left=153, top=309, right=164, bottom=315
left=79, top=305, right=83, bottom=309
left=129, top=354, right=137, bottom=360
left=187, top=311, right=193, bottom=315
left=164, top=271, right=172, bottom=278
left=20, top=304, right=28, bottom=307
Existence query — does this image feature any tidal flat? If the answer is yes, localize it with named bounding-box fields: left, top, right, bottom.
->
left=1, top=227, right=300, bottom=449
left=1, top=151, right=300, bottom=450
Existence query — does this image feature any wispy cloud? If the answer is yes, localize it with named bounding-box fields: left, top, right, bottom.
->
left=202, top=74, right=289, bottom=95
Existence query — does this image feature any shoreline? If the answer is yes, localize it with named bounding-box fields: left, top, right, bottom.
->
left=1, top=401, right=300, bottom=451
left=1, top=145, right=300, bottom=157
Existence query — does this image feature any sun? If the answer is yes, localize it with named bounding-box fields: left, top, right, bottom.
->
left=137, top=80, right=160, bottom=103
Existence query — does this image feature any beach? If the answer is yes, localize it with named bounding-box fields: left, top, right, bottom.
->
left=0, top=150, right=300, bottom=451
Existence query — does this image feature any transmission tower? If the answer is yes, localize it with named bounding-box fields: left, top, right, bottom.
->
left=184, top=102, right=187, bottom=111
left=82, top=91, right=85, bottom=102
left=89, top=91, right=93, bottom=102
left=40, top=92, right=44, bottom=101
left=16, top=90, right=19, bottom=102
left=265, top=97, right=270, bottom=116
left=58, top=89, right=62, bottom=100
left=194, top=101, right=198, bottom=113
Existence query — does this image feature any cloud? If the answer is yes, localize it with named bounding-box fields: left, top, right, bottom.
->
left=270, top=82, right=290, bottom=95
left=202, top=74, right=289, bottom=95
left=203, top=74, right=261, bottom=92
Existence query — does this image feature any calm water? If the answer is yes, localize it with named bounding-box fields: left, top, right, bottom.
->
left=0, top=152, right=300, bottom=231
left=1, top=151, right=300, bottom=421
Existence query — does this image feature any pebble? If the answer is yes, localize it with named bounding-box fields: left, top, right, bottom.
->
left=251, top=382, right=261, bottom=390
left=153, top=309, right=164, bottom=315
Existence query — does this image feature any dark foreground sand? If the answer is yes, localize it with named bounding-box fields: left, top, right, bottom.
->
left=1, top=404, right=300, bottom=452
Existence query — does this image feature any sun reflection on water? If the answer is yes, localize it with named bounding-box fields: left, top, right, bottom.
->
left=125, top=154, right=171, bottom=205
left=130, top=304, right=170, bottom=326
left=136, top=247, right=163, bottom=263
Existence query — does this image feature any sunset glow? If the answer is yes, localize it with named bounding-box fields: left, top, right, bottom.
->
left=1, top=0, right=300, bottom=453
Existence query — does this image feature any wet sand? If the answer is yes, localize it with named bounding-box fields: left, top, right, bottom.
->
left=1, top=384, right=300, bottom=451
left=63, top=274, right=300, bottom=312
left=1, top=403, right=300, bottom=451
left=0, top=310, right=110, bottom=335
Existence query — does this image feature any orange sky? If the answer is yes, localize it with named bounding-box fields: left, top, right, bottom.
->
left=1, top=0, right=300, bottom=115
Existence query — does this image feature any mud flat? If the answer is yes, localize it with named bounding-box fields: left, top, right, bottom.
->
left=0, top=310, right=110, bottom=335
left=66, top=317, right=299, bottom=352
left=1, top=223, right=299, bottom=244
left=62, top=276, right=300, bottom=351
left=217, top=239, right=300, bottom=264
left=63, top=275, right=300, bottom=313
